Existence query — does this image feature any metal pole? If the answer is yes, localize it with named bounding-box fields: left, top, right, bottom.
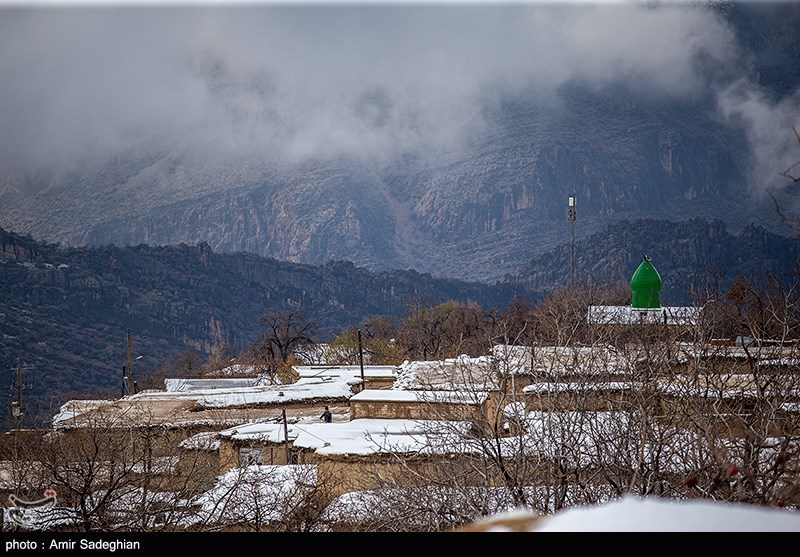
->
left=570, top=219, right=575, bottom=288
left=567, top=194, right=577, bottom=288
left=357, top=328, right=365, bottom=383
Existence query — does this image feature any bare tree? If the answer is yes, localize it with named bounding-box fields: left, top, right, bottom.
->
left=397, top=300, right=497, bottom=360
left=248, top=311, right=316, bottom=380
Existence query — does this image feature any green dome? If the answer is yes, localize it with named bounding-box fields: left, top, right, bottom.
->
left=630, top=255, right=662, bottom=309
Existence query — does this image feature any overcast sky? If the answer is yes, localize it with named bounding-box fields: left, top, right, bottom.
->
left=0, top=2, right=797, bottom=193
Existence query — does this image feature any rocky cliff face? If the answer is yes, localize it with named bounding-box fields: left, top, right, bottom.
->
left=0, top=88, right=763, bottom=282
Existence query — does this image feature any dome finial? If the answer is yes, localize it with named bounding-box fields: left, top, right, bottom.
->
left=631, top=256, right=662, bottom=309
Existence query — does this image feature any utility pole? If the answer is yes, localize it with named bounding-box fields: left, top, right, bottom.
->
left=567, top=193, right=577, bottom=288
left=122, top=365, right=128, bottom=397
left=127, top=329, right=133, bottom=395
left=15, top=363, right=21, bottom=430
left=281, top=409, right=291, bottom=464
left=357, top=328, right=365, bottom=383
left=9, top=362, right=32, bottom=431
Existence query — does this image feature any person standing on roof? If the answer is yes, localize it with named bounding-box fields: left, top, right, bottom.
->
left=320, top=405, right=332, bottom=423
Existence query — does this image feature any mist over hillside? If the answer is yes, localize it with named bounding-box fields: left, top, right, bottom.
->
left=1, top=3, right=798, bottom=281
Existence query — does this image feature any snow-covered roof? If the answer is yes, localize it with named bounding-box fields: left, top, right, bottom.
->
left=679, top=345, right=798, bottom=361
left=304, top=419, right=474, bottom=457
left=219, top=421, right=289, bottom=443
left=757, top=358, right=800, bottom=367
left=502, top=402, right=526, bottom=419
left=503, top=411, right=799, bottom=473
left=186, top=465, right=318, bottom=527
left=587, top=306, right=698, bottom=326
left=165, top=378, right=258, bottom=392
left=520, top=378, right=800, bottom=401
left=202, top=363, right=265, bottom=377
left=394, top=355, right=495, bottom=390
left=523, top=382, right=632, bottom=394
left=780, top=402, right=800, bottom=412
left=497, top=345, right=637, bottom=378
left=194, top=376, right=357, bottom=409
left=351, top=389, right=488, bottom=405
left=51, top=399, right=112, bottom=426
left=53, top=372, right=358, bottom=428
left=220, top=418, right=475, bottom=457
left=178, top=431, right=221, bottom=452
left=294, top=365, right=398, bottom=379
left=492, top=344, right=533, bottom=376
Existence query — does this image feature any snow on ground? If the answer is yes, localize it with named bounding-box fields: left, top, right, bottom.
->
left=530, top=495, right=800, bottom=532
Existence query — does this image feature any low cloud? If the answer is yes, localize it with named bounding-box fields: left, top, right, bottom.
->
left=0, top=4, right=741, bottom=177
left=717, top=79, right=800, bottom=196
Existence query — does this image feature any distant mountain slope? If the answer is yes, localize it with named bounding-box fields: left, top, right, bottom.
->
left=1, top=4, right=797, bottom=282
left=0, top=87, right=763, bottom=283
left=0, top=228, right=528, bottom=424
left=510, top=218, right=800, bottom=304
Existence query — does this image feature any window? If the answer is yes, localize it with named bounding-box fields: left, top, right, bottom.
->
left=239, top=447, right=263, bottom=466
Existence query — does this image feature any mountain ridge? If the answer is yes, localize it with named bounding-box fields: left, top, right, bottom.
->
left=0, top=226, right=529, bottom=424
